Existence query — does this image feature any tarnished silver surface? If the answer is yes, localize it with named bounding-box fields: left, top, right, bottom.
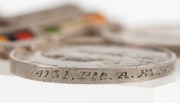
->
left=10, top=44, right=176, bottom=84
left=59, top=33, right=108, bottom=45
left=1, top=5, right=83, bottom=26
left=100, top=24, right=180, bottom=56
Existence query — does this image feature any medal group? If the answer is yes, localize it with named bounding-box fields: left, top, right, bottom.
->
left=0, top=5, right=178, bottom=84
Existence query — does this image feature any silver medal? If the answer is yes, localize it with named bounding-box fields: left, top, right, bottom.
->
left=10, top=44, right=176, bottom=84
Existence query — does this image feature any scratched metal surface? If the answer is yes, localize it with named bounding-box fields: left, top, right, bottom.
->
left=9, top=44, right=176, bottom=84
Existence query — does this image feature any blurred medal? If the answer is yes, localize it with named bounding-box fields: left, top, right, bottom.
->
left=0, top=5, right=83, bottom=26
left=34, top=12, right=108, bottom=41
left=100, top=23, right=180, bottom=56
left=0, top=5, right=85, bottom=58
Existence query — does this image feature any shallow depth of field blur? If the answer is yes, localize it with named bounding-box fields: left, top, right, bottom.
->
left=1, top=0, right=180, bottom=26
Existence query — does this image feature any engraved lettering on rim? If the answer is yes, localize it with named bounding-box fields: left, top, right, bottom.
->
left=10, top=44, right=176, bottom=84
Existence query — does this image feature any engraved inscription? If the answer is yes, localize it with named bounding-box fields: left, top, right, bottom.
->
left=63, top=71, right=69, bottom=79
left=117, top=72, right=129, bottom=79
left=137, top=69, right=153, bottom=78
left=100, top=72, right=108, bottom=80
left=34, top=63, right=174, bottom=82
left=52, top=70, right=60, bottom=78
